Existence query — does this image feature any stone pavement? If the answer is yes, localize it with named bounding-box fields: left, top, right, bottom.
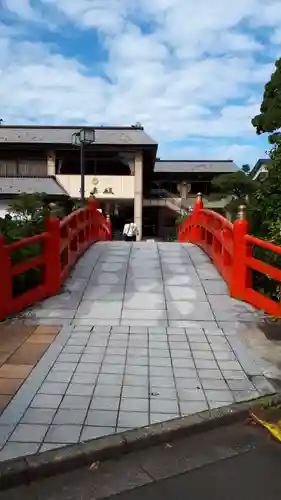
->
left=0, top=242, right=275, bottom=461
left=28, top=240, right=259, bottom=327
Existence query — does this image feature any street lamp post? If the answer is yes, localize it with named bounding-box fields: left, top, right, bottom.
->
left=72, top=128, right=95, bottom=205
left=80, top=139, right=85, bottom=205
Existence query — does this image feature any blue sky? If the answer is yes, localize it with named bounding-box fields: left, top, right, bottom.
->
left=0, top=0, right=280, bottom=166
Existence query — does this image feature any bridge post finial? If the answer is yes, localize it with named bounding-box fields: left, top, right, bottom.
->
left=48, top=202, right=57, bottom=217
left=194, top=192, right=203, bottom=214
left=230, top=204, right=249, bottom=300
left=105, top=213, right=112, bottom=240
left=237, top=205, right=246, bottom=220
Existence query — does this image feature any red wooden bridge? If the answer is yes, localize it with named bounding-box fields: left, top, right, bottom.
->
left=179, top=194, right=281, bottom=318
left=0, top=198, right=278, bottom=462
left=0, top=199, right=112, bottom=321
left=0, top=194, right=281, bottom=321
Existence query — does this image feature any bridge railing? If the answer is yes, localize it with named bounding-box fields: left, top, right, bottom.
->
left=178, top=193, right=281, bottom=317
left=0, top=199, right=112, bottom=321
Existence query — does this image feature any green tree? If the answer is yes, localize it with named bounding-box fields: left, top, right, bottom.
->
left=241, top=164, right=251, bottom=174
left=0, top=193, right=66, bottom=298
left=250, top=55, right=281, bottom=239
left=1, top=193, right=65, bottom=244
left=250, top=56, right=281, bottom=301
left=211, top=171, right=256, bottom=198
left=209, top=171, right=257, bottom=217
left=246, top=146, right=281, bottom=301
left=248, top=145, right=281, bottom=240
left=252, top=57, right=281, bottom=143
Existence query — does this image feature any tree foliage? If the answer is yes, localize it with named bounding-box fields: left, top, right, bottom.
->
left=252, top=57, right=281, bottom=142
left=0, top=193, right=66, bottom=299
left=241, top=164, right=251, bottom=174
left=175, top=212, right=188, bottom=226
left=247, top=147, right=281, bottom=301
left=248, top=145, right=281, bottom=240
left=211, top=171, right=257, bottom=199
left=0, top=193, right=65, bottom=245
left=250, top=55, right=281, bottom=240
left=250, top=57, right=281, bottom=302
left=209, top=171, right=257, bottom=217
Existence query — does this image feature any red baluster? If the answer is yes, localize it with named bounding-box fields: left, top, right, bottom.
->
left=45, top=216, right=61, bottom=296
left=229, top=205, right=248, bottom=300
left=0, top=236, right=12, bottom=320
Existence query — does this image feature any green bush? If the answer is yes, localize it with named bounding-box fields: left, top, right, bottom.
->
left=175, top=212, right=188, bottom=226
left=0, top=193, right=66, bottom=298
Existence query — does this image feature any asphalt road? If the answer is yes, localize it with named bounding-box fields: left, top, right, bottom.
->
left=112, top=444, right=281, bottom=500
left=2, top=422, right=281, bottom=499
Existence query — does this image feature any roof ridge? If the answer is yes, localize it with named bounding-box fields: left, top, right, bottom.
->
left=156, top=159, right=234, bottom=163
left=0, top=125, right=144, bottom=130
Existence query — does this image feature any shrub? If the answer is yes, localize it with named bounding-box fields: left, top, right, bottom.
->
left=0, top=193, right=66, bottom=298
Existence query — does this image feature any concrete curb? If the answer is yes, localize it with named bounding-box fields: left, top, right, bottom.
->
left=0, top=393, right=279, bottom=491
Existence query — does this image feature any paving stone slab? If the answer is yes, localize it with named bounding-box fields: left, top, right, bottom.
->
left=118, top=411, right=149, bottom=428
left=73, top=319, right=121, bottom=326
left=125, top=282, right=164, bottom=294
left=123, top=293, right=166, bottom=310
left=39, top=293, right=82, bottom=310
left=76, top=301, right=122, bottom=319
left=83, top=285, right=125, bottom=301
left=96, top=263, right=128, bottom=273
left=9, top=424, right=48, bottom=443
left=90, top=273, right=126, bottom=286
left=0, top=425, right=14, bottom=446
left=44, top=425, right=82, bottom=444
left=20, top=408, right=56, bottom=425
left=167, top=301, right=214, bottom=321
left=80, top=426, right=115, bottom=441
left=86, top=410, right=118, bottom=427
left=165, top=285, right=207, bottom=301
left=30, top=394, right=63, bottom=409
left=122, top=309, right=167, bottom=320
left=122, top=319, right=169, bottom=327
left=202, top=280, right=229, bottom=295
left=0, top=442, right=40, bottom=461
left=163, top=275, right=202, bottom=287
left=179, top=401, right=208, bottom=415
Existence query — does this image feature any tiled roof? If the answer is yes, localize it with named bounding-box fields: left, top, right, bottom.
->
left=0, top=177, right=68, bottom=196
left=154, top=160, right=239, bottom=173
left=250, top=158, right=270, bottom=178
left=0, top=126, right=157, bottom=146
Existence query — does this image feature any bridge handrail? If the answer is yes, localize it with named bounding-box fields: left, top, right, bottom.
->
left=178, top=194, right=281, bottom=317
left=0, top=199, right=112, bottom=320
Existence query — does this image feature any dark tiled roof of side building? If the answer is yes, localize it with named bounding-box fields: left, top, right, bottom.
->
left=154, top=160, right=239, bottom=173
left=0, top=125, right=157, bottom=147
left=0, top=176, right=69, bottom=196
left=249, top=158, right=271, bottom=178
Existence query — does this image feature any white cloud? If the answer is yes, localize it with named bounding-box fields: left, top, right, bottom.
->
left=161, top=142, right=268, bottom=166
left=251, top=0, right=281, bottom=27
left=41, top=0, right=128, bottom=33
left=0, top=0, right=280, bottom=164
left=270, top=28, right=281, bottom=44
left=3, top=0, right=39, bottom=21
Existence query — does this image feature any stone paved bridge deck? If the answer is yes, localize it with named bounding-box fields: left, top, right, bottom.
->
left=29, top=241, right=258, bottom=327
left=0, top=242, right=275, bottom=461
